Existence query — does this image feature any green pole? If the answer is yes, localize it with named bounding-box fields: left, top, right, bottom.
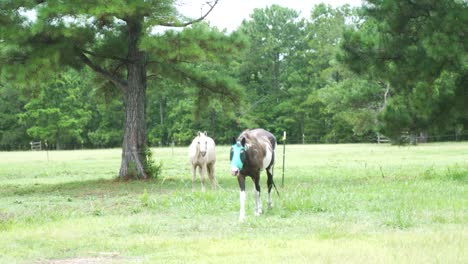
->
left=282, top=131, right=286, bottom=187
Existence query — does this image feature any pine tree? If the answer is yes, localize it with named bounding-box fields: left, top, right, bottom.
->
left=341, top=0, right=468, bottom=140
left=1, top=0, right=244, bottom=179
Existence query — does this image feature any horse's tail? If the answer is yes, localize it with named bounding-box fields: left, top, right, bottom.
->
left=271, top=166, right=280, bottom=197
left=272, top=178, right=280, bottom=197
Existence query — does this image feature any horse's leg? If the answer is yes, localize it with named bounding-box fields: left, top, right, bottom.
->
left=199, top=165, right=206, bottom=192
left=237, top=175, right=246, bottom=221
left=253, top=172, right=262, bottom=216
left=266, top=166, right=273, bottom=209
left=207, top=163, right=218, bottom=190
left=191, top=165, right=196, bottom=192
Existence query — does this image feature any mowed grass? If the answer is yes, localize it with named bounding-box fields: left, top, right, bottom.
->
left=0, top=143, right=467, bottom=263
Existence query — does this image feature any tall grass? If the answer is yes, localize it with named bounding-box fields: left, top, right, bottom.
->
left=0, top=143, right=467, bottom=263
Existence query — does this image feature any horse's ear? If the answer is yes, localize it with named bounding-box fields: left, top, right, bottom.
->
left=241, top=137, right=246, bottom=147
left=197, top=131, right=201, bottom=137
left=231, top=137, right=236, bottom=145
left=204, top=131, right=207, bottom=136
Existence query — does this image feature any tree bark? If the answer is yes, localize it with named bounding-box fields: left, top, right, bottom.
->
left=119, top=18, right=149, bottom=179
left=159, top=96, right=164, bottom=127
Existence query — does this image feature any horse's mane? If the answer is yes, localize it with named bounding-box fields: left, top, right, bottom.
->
left=239, top=129, right=262, bottom=147
left=239, top=129, right=251, bottom=138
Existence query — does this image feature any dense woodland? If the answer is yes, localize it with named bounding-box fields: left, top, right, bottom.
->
left=1, top=1, right=467, bottom=152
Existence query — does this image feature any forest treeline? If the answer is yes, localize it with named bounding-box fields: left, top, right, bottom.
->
left=1, top=1, right=467, bottom=150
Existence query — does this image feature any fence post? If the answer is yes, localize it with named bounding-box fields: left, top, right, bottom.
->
left=45, top=140, right=49, bottom=162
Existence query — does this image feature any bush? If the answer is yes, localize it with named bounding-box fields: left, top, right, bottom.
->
left=144, top=148, right=162, bottom=179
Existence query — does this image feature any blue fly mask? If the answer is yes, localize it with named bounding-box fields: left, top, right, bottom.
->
left=230, top=138, right=247, bottom=176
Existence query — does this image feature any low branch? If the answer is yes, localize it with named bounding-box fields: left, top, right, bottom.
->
left=111, top=62, right=127, bottom=76
left=158, top=0, right=219, bottom=27
left=0, top=53, right=28, bottom=65
left=147, top=58, right=194, bottom=65
left=147, top=71, right=168, bottom=80
left=76, top=49, right=128, bottom=91
left=170, top=63, right=238, bottom=104
left=79, top=48, right=130, bottom=63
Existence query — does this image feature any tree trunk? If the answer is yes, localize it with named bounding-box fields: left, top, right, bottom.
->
left=119, top=19, right=148, bottom=179
left=159, top=96, right=164, bottom=126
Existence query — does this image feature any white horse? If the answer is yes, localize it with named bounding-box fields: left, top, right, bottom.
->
left=188, top=131, right=218, bottom=191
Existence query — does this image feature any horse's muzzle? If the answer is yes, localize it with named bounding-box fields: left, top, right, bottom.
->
left=230, top=167, right=239, bottom=176
left=200, top=151, right=207, bottom=157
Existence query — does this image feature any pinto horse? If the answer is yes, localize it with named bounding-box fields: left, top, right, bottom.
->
left=189, top=131, right=218, bottom=192
left=230, top=128, right=278, bottom=221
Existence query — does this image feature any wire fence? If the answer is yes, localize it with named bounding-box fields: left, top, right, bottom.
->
left=1, top=131, right=468, bottom=151
left=278, top=132, right=468, bottom=145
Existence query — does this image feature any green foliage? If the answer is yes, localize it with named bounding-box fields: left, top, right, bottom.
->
left=142, top=23, right=248, bottom=145
left=144, top=148, right=162, bottom=179
left=18, top=69, right=92, bottom=149
left=307, top=4, right=384, bottom=141
left=86, top=98, right=124, bottom=148
left=86, top=77, right=124, bottom=148
left=0, top=0, right=247, bottom=158
left=341, top=0, right=468, bottom=140
left=445, top=164, right=468, bottom=182
left=238, top=5, right=307, bottom=138
left=140, top=188, right=151, bottom=207
left=1, top=1, right=467, bottom=149
left=0, top=83, right=29, bottom=150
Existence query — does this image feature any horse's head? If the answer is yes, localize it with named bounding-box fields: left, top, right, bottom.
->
left=196, top=131, right=208, bottom=157
left=230, top=137, right=247, bottom=176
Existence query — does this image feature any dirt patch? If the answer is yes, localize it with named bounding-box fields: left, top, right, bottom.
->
left=39, top=257, right=116, bottom=264
left=37, top=253, right=143, bottom=264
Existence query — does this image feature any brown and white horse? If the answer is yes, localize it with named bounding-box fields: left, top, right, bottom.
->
left=230, top=128, right=277, bottom=221
left=189, top=131, right=218, bottom=192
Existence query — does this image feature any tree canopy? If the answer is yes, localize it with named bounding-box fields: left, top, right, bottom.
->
left=1, top=1, right=466, bottom=162
left=0, top=0, right=246, bottom=179
left=341, top=0, right=468, bottom=141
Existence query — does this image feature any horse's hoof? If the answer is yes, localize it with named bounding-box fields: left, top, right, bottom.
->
left=255, top=208, right=263, bottom=216
left=239, top=214, right=246, bottom=222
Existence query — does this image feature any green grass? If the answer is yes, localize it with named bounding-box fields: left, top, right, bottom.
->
left=0, top=143, right=467, bottom=263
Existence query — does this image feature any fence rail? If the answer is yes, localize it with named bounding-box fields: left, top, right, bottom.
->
left=30, top=141, right=42, bottom=151
left=279, top=132, right=468, bottom=145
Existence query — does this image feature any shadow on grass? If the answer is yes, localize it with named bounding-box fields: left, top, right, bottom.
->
left=1, top=175, right=242, bottom=199
left=1, top=177, right=194, bottom=198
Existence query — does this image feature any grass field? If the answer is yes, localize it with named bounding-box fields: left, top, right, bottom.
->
left=0, top=143, right=467, bottom=263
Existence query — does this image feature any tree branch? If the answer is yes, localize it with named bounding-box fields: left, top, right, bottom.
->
left=111, top=62, right=127, bottom=76
left=79, top=48, right=130, bottom=63
left=76, top=49, right=128, bottom=91
left=147, top=58, right=194, bottom=65
left=0, top=56, right=28, bottom=65
left=170, top=63, right=238, bottom=104
left=158, top=0, right=219, bottom=27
